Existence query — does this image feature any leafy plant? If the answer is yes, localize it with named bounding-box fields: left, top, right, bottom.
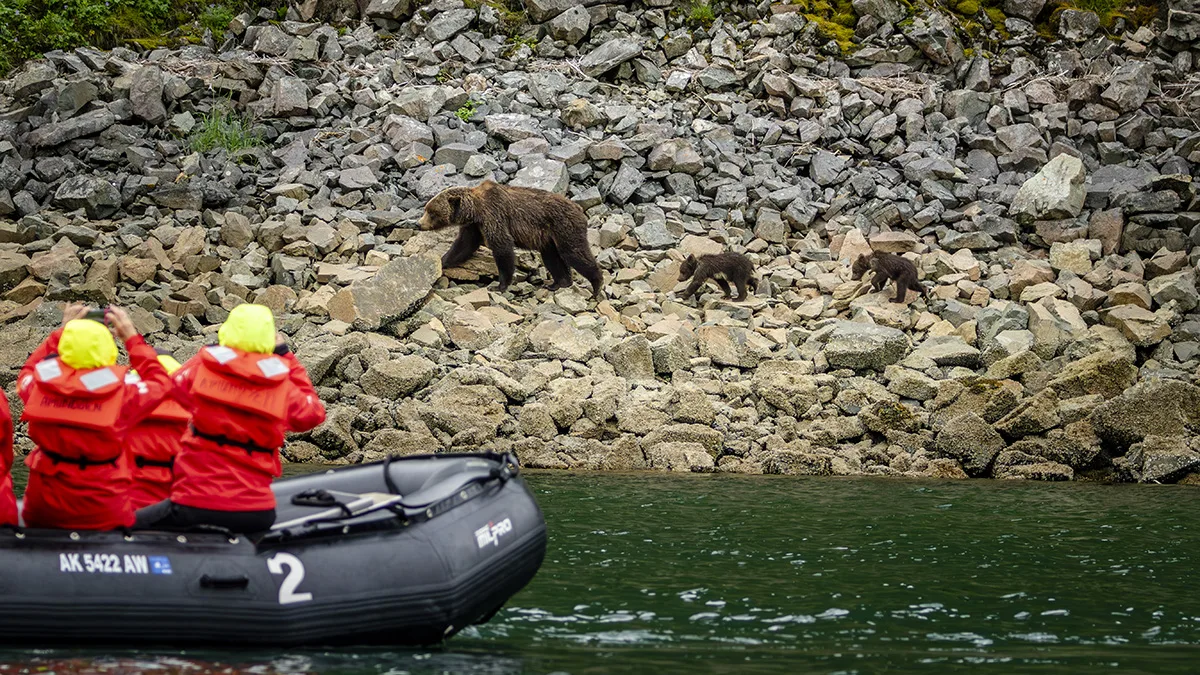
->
left=455, top=100, right=477, bottom=122
left=199, top=3, right=236, bottom=39
left=687, top=0, right=716, bottom=27
left=190, top=107, right=262, bottom=154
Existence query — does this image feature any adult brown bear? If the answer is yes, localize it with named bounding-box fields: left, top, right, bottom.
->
left=420, top=181, right=603, bottom=298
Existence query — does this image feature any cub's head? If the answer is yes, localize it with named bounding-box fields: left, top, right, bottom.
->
left=678, top=254, right=698, bottom=281
left=419, top=187, right=474, bottom=231
left=851, top=254, right=872, bottom=281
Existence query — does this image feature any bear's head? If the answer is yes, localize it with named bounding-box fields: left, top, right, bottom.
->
left=678, top=254, right=698, bottom=281
left=850, top=254, right=872, bottom=281
left=419, top=187, right=474, bottom=231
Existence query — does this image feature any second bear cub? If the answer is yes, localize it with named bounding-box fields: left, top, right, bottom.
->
left=851, top=251, right=927, bottom=303
left=678, top=252, right=758, bottom=301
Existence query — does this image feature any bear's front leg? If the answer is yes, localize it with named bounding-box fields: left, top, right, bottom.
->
left=491, top=241, right=517, bottom=292
left=443, top=225, right=483, bottom=268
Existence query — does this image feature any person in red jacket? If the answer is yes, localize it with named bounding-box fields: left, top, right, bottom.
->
left=19, top=304, right=170, bottom=530
left=135, top=303, right=326, bottom=533
left=0, top=389, right=17, bottom=528
left=124, top=351, right=189, bottom=511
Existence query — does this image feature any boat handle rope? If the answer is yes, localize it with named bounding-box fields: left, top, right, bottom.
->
left=270, top=454, right=519, bottom=537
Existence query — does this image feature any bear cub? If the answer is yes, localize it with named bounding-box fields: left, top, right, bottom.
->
left=678, top=252, right=758, bottom=302
left=420, top=181, right=603, bottom=298
left=851, top=251, right=927, bottom=303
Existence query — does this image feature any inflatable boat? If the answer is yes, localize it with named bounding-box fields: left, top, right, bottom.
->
left=0, top=452, right=546, bottom=647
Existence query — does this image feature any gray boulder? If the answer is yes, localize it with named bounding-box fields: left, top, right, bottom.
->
left=1133, top=436, right=1200, bottom=483
left=484, top=114, right=543, bottom=142
left=852, top=0, right=906, bottom=22
left=936, top=412, right=1007, bottom=476
left=604, top=335, right=655, bottom=382
left=1101, top=61, right=1154, bottom=114
left=820, top=321, right=911, bottom=370
left=1009, top=154, right=1086, bottom=223
left=1147, top=269, right=1199, bottom=312
left=130, top=66, right=167, bottom=125
left=1005, top=0, right=1046, bottom=20
left=526, top=0, right=575, bottom=22
left=511, top=158, right=569, bottom=194
left=365, top=0, right=413, bottom=20
left=548, top=6, right=590, bottom=44
left=579, top=38, right=642, bottom=77
left=361, top=356, right=437, bottom=399
left=53, top=176, right=121, bottom=219
left=1058, top=9, right=1099, bottom=40
left=26, top=108, right=115, bottom=148
left=11, top=62, right=56, bottom=100
left=327, top=256, right=441, bottom=330
left=1092, top=379, right=1200, bottom=449
left=424, top=8, right=475, bottom=43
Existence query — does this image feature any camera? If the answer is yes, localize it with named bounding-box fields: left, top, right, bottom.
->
left=84, top=307, right=108, bottom=321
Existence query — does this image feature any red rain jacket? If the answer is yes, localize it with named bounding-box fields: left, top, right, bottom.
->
left=170, top=345, right=325, bottom=512
left=18, top=329, right=170, bottom=530
left=124, top=395, right=189, bottom=510
left=0, top=390, right=16, bottom=528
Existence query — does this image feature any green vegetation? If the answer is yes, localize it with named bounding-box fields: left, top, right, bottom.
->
left=199, top=3, right=237, bottom=39
left=956, top=0, right=980, bottom=14
left=455, top=99, right=477, bottom=122
left=465, top=0, right=528, bottom=37
left=0, top=0, right=283, bottom=76
left=687, top=0, right=716, bottom=27
left=190, top=106, right=262, bottom=154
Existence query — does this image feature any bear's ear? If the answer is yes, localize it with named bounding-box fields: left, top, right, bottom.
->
left=446, top=191, right=463, bottom=215
left=686, top=254, right=696, bottom=263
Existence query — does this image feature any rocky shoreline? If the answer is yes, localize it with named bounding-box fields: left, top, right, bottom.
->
left=2, top=0, right=1200, bottom=482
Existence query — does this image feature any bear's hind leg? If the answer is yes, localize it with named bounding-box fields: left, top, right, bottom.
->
left=442, top=225, right=483, bottom=268
left=541, top=244, right=572, bottom=290
left=560, top=245, right=603, bottom=299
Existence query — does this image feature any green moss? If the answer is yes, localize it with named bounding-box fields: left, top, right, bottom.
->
left=793, top=0, right=859, bottom=52
left=955, top=0, right=980, bottom=13
left=983, top=7, right=1011, bottom=37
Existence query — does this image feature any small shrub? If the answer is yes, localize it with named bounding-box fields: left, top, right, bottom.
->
left=190, top=107, right=262, bottom=154
left=199, top=4, right=236, bottom=39
left=687, top=0, right=716, bottom=26
left=455, top=100, right=477, bottom=122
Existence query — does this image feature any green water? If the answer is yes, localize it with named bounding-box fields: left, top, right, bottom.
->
left=4, top=467, right=1200, bottom=674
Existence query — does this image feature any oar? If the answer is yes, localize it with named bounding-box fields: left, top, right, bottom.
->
left=271, top=492, right=405, bottom=531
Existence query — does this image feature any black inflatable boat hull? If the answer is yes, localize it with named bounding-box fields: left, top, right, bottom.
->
left=0, top=453, right=546, bottom=647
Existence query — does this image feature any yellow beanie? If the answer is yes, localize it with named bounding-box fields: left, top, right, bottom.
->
left=156, top=354, right=182, bottom=375
left=60, top=319, right=118, bottom=370
left=218, top=303, right=275, bottom=354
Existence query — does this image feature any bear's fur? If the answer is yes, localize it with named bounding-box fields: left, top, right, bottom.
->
left=678, top=252, right=758, bottom=301
left=851, top=251, right=927, bottom=303
left=420, top=181, right=603, bottom=298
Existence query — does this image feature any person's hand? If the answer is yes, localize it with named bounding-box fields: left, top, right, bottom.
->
left=106, top=306, right=138, bottom=342
left=275, top=332, right=288, bottom=347
left=61, top=302, right=88, bottom=327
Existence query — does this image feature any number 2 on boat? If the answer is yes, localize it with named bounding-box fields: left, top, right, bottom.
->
left=267, top=552, right=313, bottom=605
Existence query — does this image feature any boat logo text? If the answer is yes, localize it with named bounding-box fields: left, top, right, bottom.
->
left=475, top=518, right=513, bottom=548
